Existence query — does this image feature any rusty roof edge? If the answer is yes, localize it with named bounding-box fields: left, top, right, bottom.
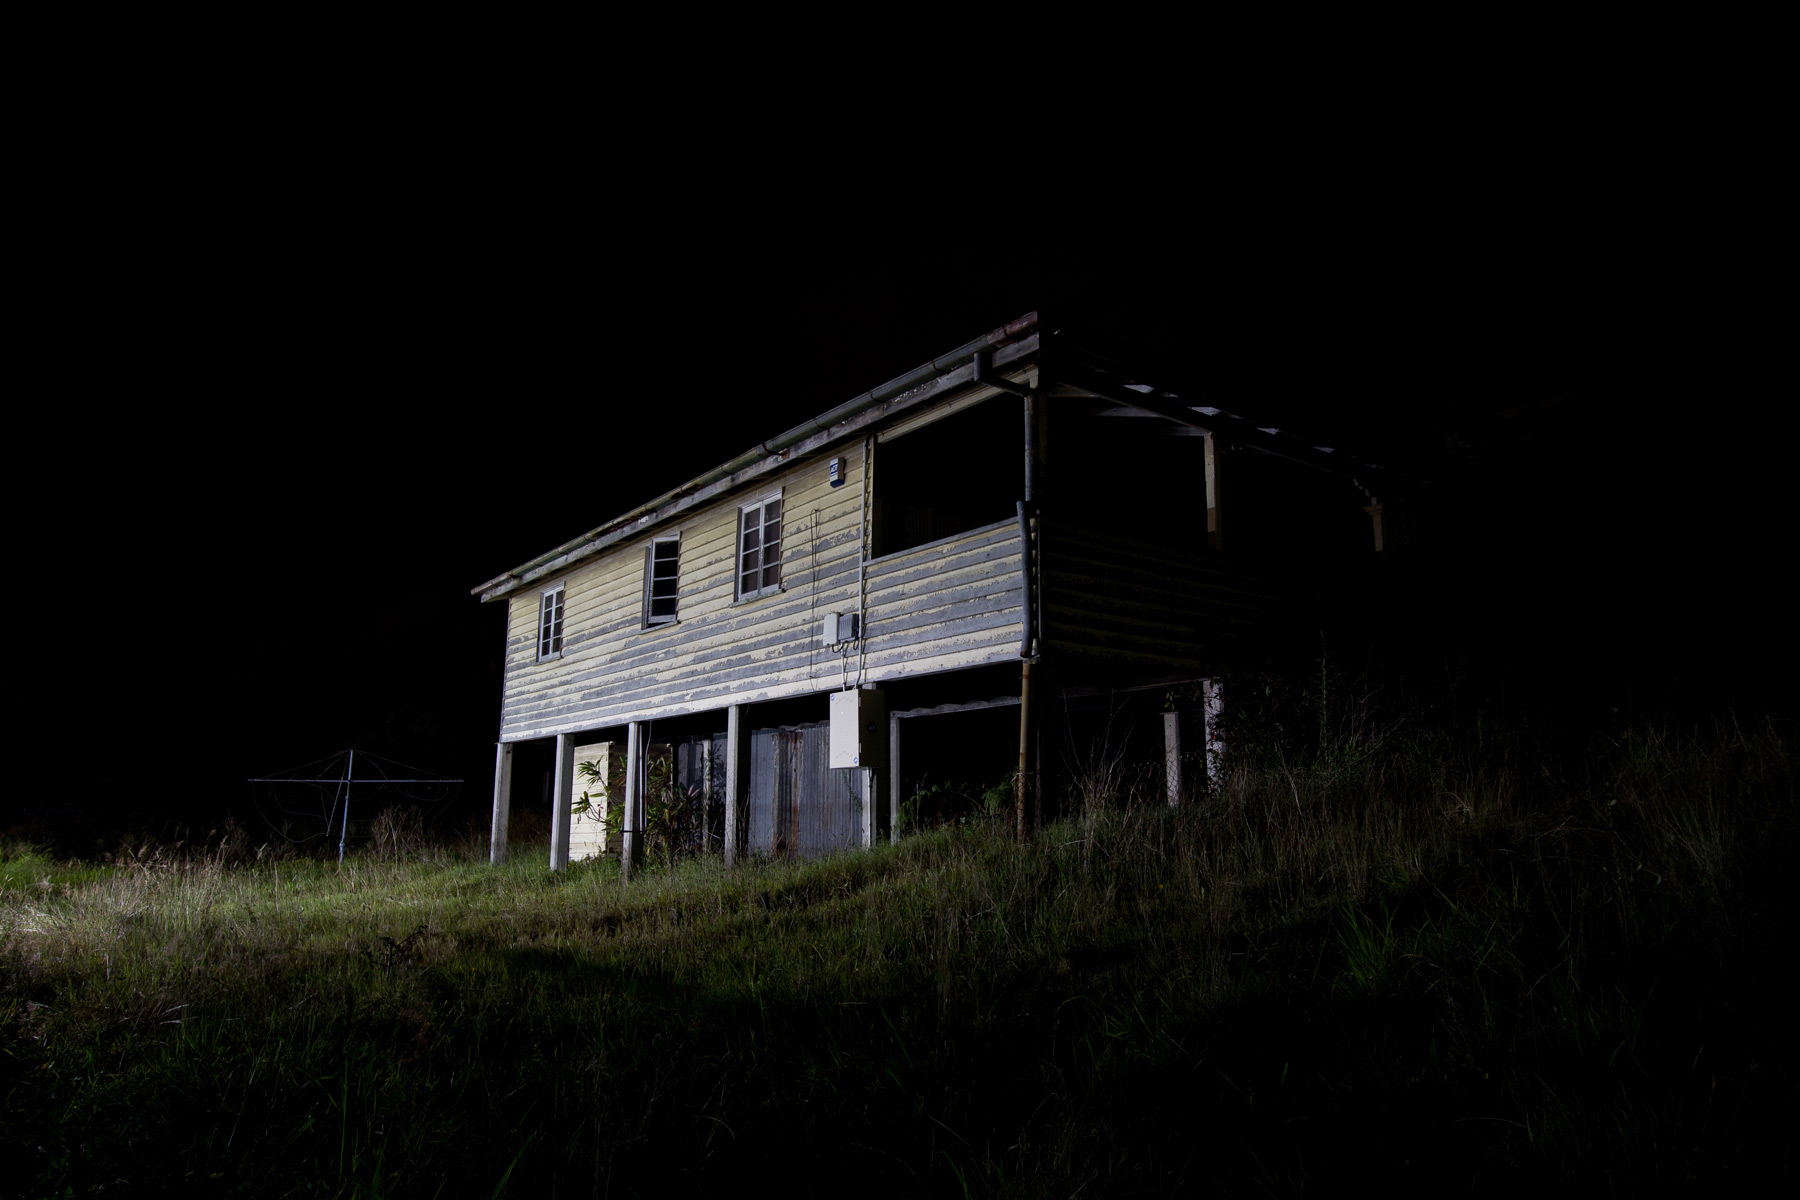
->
left=1055, top=355, right=1422, bottom=494
left=472, top=312, right=1040, bottom=599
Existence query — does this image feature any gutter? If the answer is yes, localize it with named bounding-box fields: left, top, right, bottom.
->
left=472, top=312, right=1039, bottom=601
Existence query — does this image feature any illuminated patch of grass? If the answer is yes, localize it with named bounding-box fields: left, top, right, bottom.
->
left=2, top=720, right=1794, bottom=1195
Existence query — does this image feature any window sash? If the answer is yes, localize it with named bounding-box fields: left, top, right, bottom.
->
left=538, top=586, right=565, bottom=658
left=739, top=495, right=781, bottom=598
left=646, top=537, right=680, bottom=624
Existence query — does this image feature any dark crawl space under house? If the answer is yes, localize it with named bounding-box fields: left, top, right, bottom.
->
left=473, top=312, right=1406, bottom=871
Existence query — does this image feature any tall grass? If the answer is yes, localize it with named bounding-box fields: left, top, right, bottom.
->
left=3, top=719, right=1793, bottom=1195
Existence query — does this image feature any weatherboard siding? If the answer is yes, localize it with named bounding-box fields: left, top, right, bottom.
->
left=1042, top=523, right=1313, bottom=676
left=497, top=455, right=1026, bottom=741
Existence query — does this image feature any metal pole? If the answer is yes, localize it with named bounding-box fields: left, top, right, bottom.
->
left=1017, top=501, right=1035, bottom=658
left=337, top=749, right=354, bottom=865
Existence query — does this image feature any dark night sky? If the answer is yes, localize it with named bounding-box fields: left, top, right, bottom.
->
left=14, top=118, right=1788, bottom=840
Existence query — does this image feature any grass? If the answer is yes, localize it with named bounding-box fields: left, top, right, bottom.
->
left=3, top=718, right=1795, bottom=1195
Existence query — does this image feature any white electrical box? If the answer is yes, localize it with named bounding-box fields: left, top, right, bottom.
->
left=820, top=611, right=859, bottom=646
left=829, top=457, right=846, bottom=487
left=829, top=688, right=886, bottom=769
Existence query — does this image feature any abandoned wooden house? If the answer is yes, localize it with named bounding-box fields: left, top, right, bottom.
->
left=474, top=311, right=1402, bottom=871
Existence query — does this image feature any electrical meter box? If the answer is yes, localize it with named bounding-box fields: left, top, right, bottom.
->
left=820, top=611, right=859, bottom=646
left=829, top=688, right=887, bottom=769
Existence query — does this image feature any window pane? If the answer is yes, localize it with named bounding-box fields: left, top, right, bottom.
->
left=764, top=497, right=780, bottom=522
left=740, top=570, right=756, bottom=595
left=654, top=540, right=679, bottom=561
left=540, top=592, right=558, bottom=656
left=762, top=563, right=779, bottom=589
left=652, top=579, right=677, bottom=600
left=650, top=597, right=677, bottom=617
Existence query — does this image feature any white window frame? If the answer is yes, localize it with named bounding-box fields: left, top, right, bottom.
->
left=643, top=533, right=681, bottom=627
left=736, top=489, right=784, bottom=601
left=536, top=582, right=565, bottom=661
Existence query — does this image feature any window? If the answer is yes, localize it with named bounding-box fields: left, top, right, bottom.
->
left=737, top=492, right=783, bottom=599
left=644, top=535, right=680, bottom=626
left=537, top=583, right=565, bottom=659
left=872, top=396, right=1022, bottom=557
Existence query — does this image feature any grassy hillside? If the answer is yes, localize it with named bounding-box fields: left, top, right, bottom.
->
left=3, top=721, right=1793, bottom=1196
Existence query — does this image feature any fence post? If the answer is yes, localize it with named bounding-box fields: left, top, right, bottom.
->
left=1164, top=711, right=1182, bottom=807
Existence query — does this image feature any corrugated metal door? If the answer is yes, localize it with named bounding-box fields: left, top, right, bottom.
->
left=774, top=729, right=800, bottom=859
left=747, top=721, right=866, bottom=860
left=748, top=729, right=775, bottom=855
left=796, top=722, right=865, bottom=858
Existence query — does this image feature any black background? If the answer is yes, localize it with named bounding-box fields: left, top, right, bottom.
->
left=13, top=98, right=1789, bottom=843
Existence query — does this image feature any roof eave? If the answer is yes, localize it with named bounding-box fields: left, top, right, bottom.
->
left=472, top=314, right=1041, bottom=603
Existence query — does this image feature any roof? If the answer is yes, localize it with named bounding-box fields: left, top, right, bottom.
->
left=471, top=312, right=1043, bottom=603
left=471, top=312, right=1404, bottom=604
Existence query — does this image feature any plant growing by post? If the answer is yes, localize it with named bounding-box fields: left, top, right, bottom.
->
left=575, top=749, right=704, bottom=867
left=641, top=752, right=702, bottom=868
left=574, top=758, right=624, bottom=846
left=899, top=772, right=1016, bottom=833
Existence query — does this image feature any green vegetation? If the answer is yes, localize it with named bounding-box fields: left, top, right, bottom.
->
left=4, top=720, right=1794, bottom=1195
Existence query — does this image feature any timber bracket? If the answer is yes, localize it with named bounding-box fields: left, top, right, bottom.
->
left=972, top=348, right=1035, bottom=397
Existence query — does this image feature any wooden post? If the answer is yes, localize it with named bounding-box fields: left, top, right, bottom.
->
left=724, top=705, right=745, bottom=868
left=702, top=734, right=716, bottom=855
left=1163, top=711, right=1182, bottom=807
left=1364, top=501, right=1386, bottom=553
left=1204, top=433, right=1223, bottom=551
left=550, top=733, right=575, bottom=872
left=1016, top=660, right=1033, bottom=839
left=1203, top=678, right=1225, bottom=784
left=1035, top=689, right=1045, bottom=833
left=861, top=766, right=876, bottom=849
left=622, top=721, right=643, bottom=879
left=888, top=713, right=902, bottom=846
left=489, top=742, right=513, bottom=866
